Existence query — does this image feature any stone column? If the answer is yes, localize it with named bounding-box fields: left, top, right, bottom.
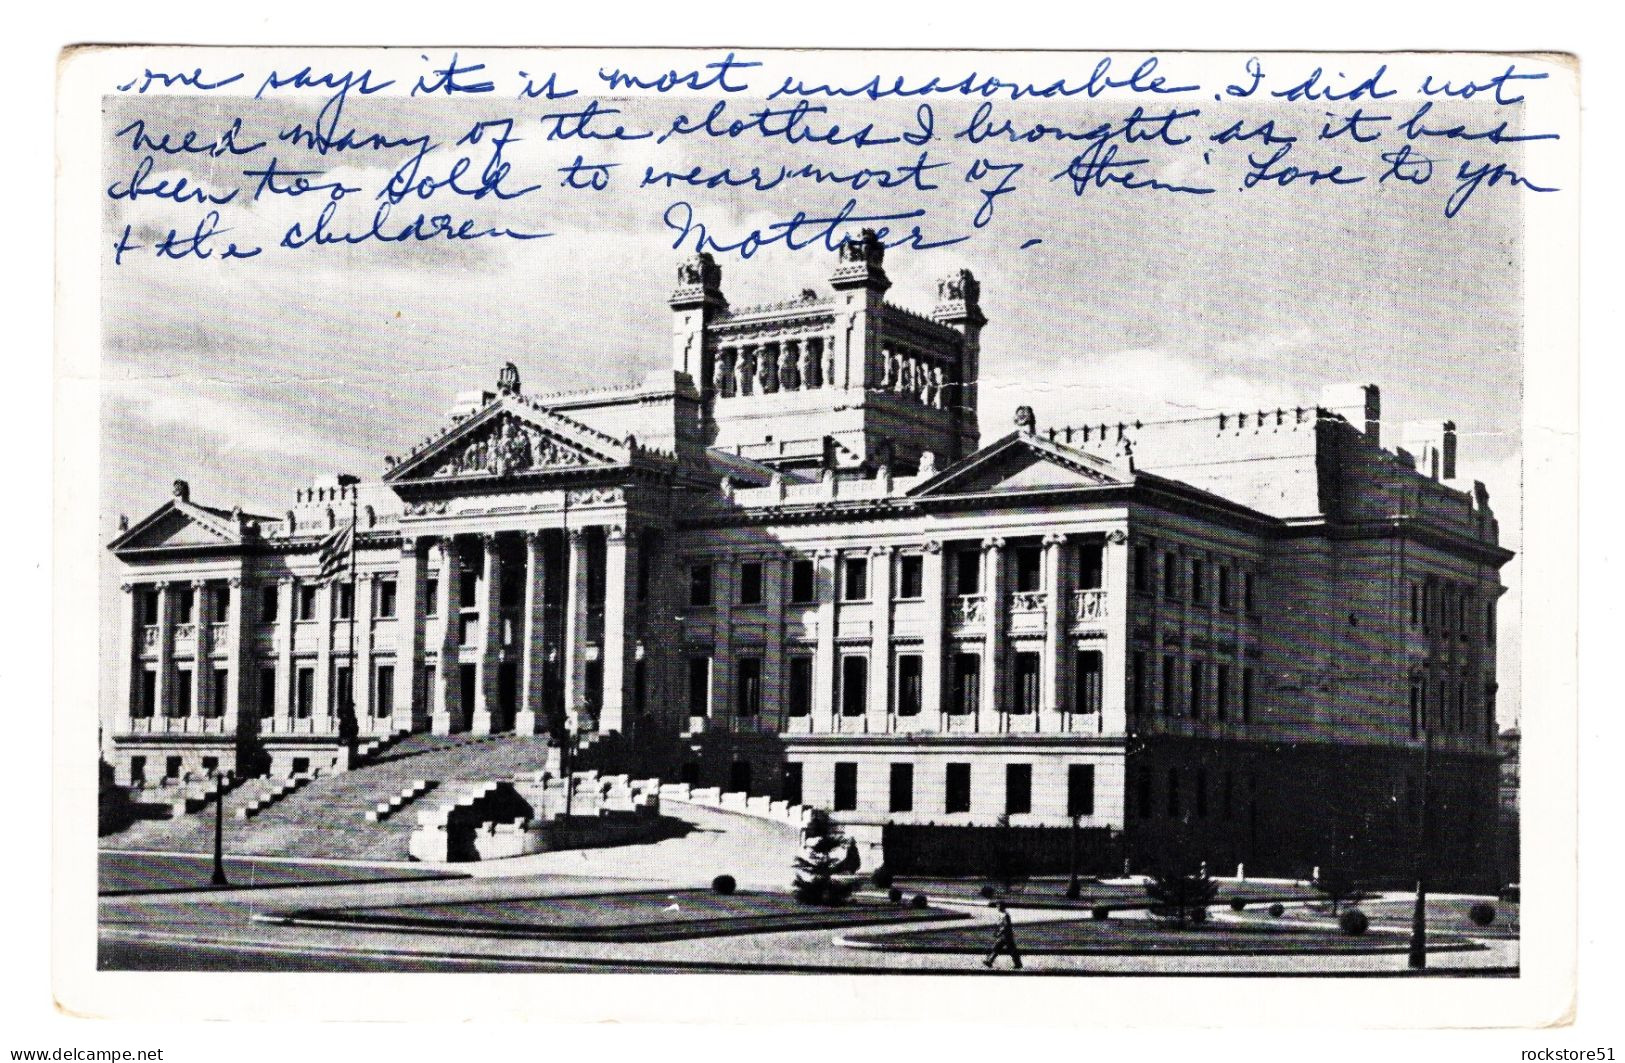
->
left=275, top=577, right=295, bottom=725
left=155, top=581, right=174, bottom=720
left=711, top=551, right=735, bottom=726
left=432, top=537, right=464, bottom=733
left=981, top=537, right=1006, bottom=727
left=472, top=533, right=504, bottom=735
left=397, top=537, right=428, bottom=732
left=516, top=530, right=551, bottom=735
left=921, top=541, right=945, bottom=719
left=225, top=576, right=247, bottom=744
left=868, top=545, right=893, bottom=731
left=191, top=580, right=211, bottom=722
left=353, top=573, right=375, bottom=732
left=116, top=583, right=138, bottom=729
left=562, top=528, right=591, bottom=732
left=1042, top=533, right=1067, bottom=727
left=600, top=525, right=635, bottom=735
left=813, top=549, right=837, bottom=731
left=760, top=553, right=786, bottom=727
left=1102, top=529, right=1131, bottom=736
left=314, top=577, right=334, bottom=727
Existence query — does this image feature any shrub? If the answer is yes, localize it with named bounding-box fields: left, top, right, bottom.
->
left=910, top=893, right=928, bottom=909
left=711, top=874, right=736, bottom=895
left=980, top=885, right=997, bottom=900
left=1338, top=909, right=1369, bottom=936
left=1469, top=902, right=1497, bottom=927
left=887, top=887, right=903, bottom=904
left=1229, top=898, right=1248, bottom=912
left=1268, top=902, right=1285, bottom=918
left=793, top=830, right=858, bottom=906
left=1144, top=863, right=1219, bottom=927
left=872, top=866, right=894, bottom=889
left=1065, top=881, right=1082, bottom=900
left=1091, top=906, right=1110, bottom=920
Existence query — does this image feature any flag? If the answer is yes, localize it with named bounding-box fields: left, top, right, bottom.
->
left=316, top=518, right=356, bottom=585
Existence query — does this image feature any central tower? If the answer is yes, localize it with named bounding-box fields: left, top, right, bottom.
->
left=669, top=233, right=985, bottom=475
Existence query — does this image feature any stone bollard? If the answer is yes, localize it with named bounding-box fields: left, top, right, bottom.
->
left=1237, top=863, right=1246, bottom=881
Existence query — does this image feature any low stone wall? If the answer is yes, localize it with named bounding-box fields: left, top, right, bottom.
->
left=657, top=782, right=815, bottom=833
left=407, top=774, right=666, bottom=862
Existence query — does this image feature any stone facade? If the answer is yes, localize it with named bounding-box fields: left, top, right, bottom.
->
left=105, top=234, right=1514, bottom=885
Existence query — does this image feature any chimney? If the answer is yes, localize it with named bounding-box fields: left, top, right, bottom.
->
left=1401, top=421, right=1455, bottom=481
left=1318, top=383, right=1380, bottom=444
left=1441, top=420, right=1457, bottom=480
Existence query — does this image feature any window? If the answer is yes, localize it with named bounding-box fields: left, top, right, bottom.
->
left=782, top=762, right=803, bottom=805
left=1190, top=559, right=1206, bottom=605
left=375, top=664, right=395, bottom=717
left=895, top=654, right=923, bottom=716
left=1215, top=663, right=1230, bottom=720
left=738, top=562, right=763, bottom=606
left=896, top=554, right=924, bottom=599
left=736, top=656, right=762, bottom=717
left=1410, top=582, right=1420, bottom=628
left=140, top=588, right=160, bottom=625
left=295, top=667, right=314, bottom=718
left=1014, top=546, right=1042, bottom=593
left=202, top=756, right=219, bottom=775
left=1241, top=667, right=1254, bottom=722
left=1196, top=768, right=1209, bottom=818
left=1485, top=681, right=1498, bottom=742
left=335, top=582, right=354, bottom=621
left=1133, top=544, right=1150, bottom=593
left=1456, top=680, right=1467, bottom=731
left=1162, top=655, right=1178, bottom=714
left=1409, top=680, right=1422, bottom=738
left=425, top=577, right=440, bottom=617
left=1166, top=768, right=1181, bottom=817
left=955, top=550, right=981, bottom=595
left=210, top=668, right=228, bottom=717
left=1075, top=650, right=1103, bottom=714
left=297, top=584, right=318, bottom=621
left=130, top=756, right=147, bottom=787
left=1136, top=768, right=1152, bottom=818
left=889, top=763, right=914, bottom=812
left=840, top=655, right=869, bottom=716
left=789, top=559, right=816, bottom=603
left=1068, top=764, right=1095, bottom=818
left=1163, top=551, right=1180, bottom=599
left=459, top=568, right=478, bottom=606
left=212, top=586, right=231, bottom=623
left=945, top=762, right=972, bottom=814
left=1189, top=660, right=1205, bottom=718
left=174, top=670, right=193, bottom=717
left=1078, top=542, right=1104, bottom=590
left=688, top=564, right=713, bottom=607
left=952, top=653, right=981, bottom=715
left=260, top=585, right=279, bottom=623
left=333, top=664, right=353, bottom=715
left=258, top=667, right=277, bottom=719
left=687, top=656, right=711, bottom=717
left=375, top=579, right=398, bottom=618
left=842, top=556, right=869, bottom=601
left=786, top=657, right=814, bottom=717
left=1013, top=652, right=1041, bottom=714
left=165, top=756, right=183, bottom=781
left=833, top=762, right=858, bottom=811
left=1243, top=572, right=1257, bottom=614
left=1005, top=763, right=1032, bottom=815
left=138, top=669, right=157, bottom=718
left=1131, top=651, right=1147, bottom=715
left=1218, top=566, right=1232, bottom=610
left=176, top=587, right=195, bottom=625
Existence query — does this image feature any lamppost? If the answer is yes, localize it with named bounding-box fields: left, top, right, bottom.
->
left=1408, top=719, right=1434, bottom=969
left=210, top=769, right=230, bottom=887
left=1067, top=812, right=1082, bottom=898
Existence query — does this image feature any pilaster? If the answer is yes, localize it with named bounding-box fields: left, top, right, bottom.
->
left=981, top=537, right=1005, bottom=726
left=432, top=537, right=464, bottom=733
left=397, top=537, right=428, bottom=731
left=191, top=580, right=211, bottom=720
left=276, top=578, right=294, bottom=722
left=116, top=583, right=137, bottom=729
left=1042, top=533, right=1066, bottom=723
left=354, top=573, right=376, bottom=732
left=516, top=530, right=550, bottom=735
left=314, top=577, right=334, bottom=723
left=814, top=549, right=837, bottom=731
left=472, top=533, right=504, bottom=735
left=562, top=528, right=591, bottom=732
left=600, top=525, right=633, bottom=735
left=155, top=581, right=174, bottom=718
left=868, top=544, right=893, bottom=730
left=1103, top=528, right=1131, bottom=735
left=921, top=541, right=945, bottom=719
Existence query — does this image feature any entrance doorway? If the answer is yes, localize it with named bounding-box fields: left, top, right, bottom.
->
left=497, top=661, right=518, bottom=733
left=459, top=664, right=477, bottom=732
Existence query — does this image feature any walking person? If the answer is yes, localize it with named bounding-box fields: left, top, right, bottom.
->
left=983, top=902, right=1023, bottom=970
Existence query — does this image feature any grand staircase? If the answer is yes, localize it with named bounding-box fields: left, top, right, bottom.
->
left=101, top=734, right=559, bottom=861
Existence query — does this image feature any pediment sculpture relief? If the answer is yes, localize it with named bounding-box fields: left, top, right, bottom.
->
left=431, top=416, right=595, bottom=478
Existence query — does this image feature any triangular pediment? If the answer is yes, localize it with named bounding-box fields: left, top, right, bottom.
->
left=385, top=399, right=628, bottom=484
left=910, top=432, right=1128, bottom=497
left=111, top=502, right=239, bottom=552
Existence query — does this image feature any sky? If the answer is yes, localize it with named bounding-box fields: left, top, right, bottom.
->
left=93, top=51, right=1546, bottom=722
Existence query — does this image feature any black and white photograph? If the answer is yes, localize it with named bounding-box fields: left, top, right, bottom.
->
left=43, top=40, right=1584, bottom=1034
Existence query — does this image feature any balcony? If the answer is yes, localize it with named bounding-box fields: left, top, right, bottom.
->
left=141, top=625, right=159, bottom=650
left=123, top=715, right=230, bottom=737
left=1008, top=591, right=1047, bottom=634
left=1072, top=588, right=1109, bottom=623
left=261, top=716, right=342, bottom=737
left=950, top=594, right=987, bottom=627
left=210, top=622, right=229, bottom=645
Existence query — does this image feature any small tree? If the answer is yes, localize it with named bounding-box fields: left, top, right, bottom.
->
left=1313, top=862, right=1364, bottom=915
left=1144, top=862, right=1219, bottom=928
left=793, top=829, right=859, bottom=906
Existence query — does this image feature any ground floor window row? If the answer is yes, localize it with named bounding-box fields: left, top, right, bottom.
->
left=785, top=760, right=1099, bottom=818
left=1129, top=651, right=1255, bottom=723
left=1408, top=672, right=1499, bottom=743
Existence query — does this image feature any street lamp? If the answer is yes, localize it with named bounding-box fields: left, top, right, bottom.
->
left=210, top=769, right=230, bottom=887
left=1408, top=720, right=1434, bottom=969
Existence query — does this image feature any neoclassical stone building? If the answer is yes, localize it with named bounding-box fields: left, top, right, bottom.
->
left=106, top=235, right=1514, bottom=883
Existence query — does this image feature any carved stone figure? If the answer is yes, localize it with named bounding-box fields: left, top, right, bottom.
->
left=779, top=345, right=800, bottom=391
left=760, top=345, right=779, bottom=393
left=737, top=349, right=757, bottom=396
left=1014, top=405, right=1036, bottom=433
left=800, top=340, right=822, bottom=389
left=496, top=362, right=522, bottom=396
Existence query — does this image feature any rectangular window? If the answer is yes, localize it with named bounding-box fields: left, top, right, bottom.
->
left=1078, top=542, right=1104, bottom=590
left=1166, top=768, right=1181, bottom=817
left=459, top=568, right=478, bottom=606
left=896, top=554, right=924, bottom=599
left=736, top=656, right=762, bottom=717
left=1409, top=681, right=1422, bottom=738
left=945, top=762, right=972, bottom=814
left=895, top=654, right=923, bottom=716
left=425, top=577, right=439, bottom=617
left=176, top=587, right=195, bottom=625
left=1241, top=667, right=1254, bottom=722
left=786, top=657, right=814, bottom=717
left=1457, top=680, right=1467, bottom=730
left=129, top=756, right=147, bottom=787
left=889, top=763, right=914, bottom=813
left=1190, top=559, right=1206, bottom=605
left=1013, top=652, right=1041, bottom=714
left=1162, top=655, right=1178, bottom=714
left=1163, top=551, right=1180, bottom=599
left=842, top=556, right=869, bottom=601
left=1218, top=565, right=1232, bottom=610
left=782, top=762, right=803, bottom=805
left=952, top=653, right=981, bottom=715
left=335, top=582, right=354, bottom=621
left=1189, top=660, right=1205, bottom=719
left=212, top=586, right=230, bottom=624
left=333, top=664, right=353, bottom=715
left=1133, top=544, right=1150, bottom=593
left=1131, top=650, right=1147, bottom=715
left=258, top=667, right=276, bottom=719
left=375, top=664, right=395, bottom=717
left=738, top=562, right=763, bottom=606
left=173, top=670, right=193, bottom=717
left=165, top=756, right=183, bottom=781
left=1014, top=546, right=1042, bottom=593
left=293, top=667, right=313, bottom=716
left=956, top=550, right=981, bottom=595
left=210, top=668, right=228, bottom=717
left=140, top=589, right=160, bottom=626
left=833, top=762, right=858, bottom=812
left=260, top=585, right=279, bottom=623
left=375, top=579, right=397, bottom=618
left=1243, top=572, right=1257, bottom=614
left=789, top=559, right=816, bottom=603
left=1005, top=763, right=1032, bottom=815
left=138, top=669, right=157, bottom=718
left=1215, top=663, right=1230, bottom=720
left=1068, top=764, right=1096, bottom=818
left=687, top=656, right=711, bottom=717
left=688, top=564, right=713, bottom=607
left=297, top=584, right=318, bottom=621
left=1486, top=601, right=1497, bottom=644
left=840, top=655, right=869, bottom=716
left=1075, top=650, right=1103, bottom=714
